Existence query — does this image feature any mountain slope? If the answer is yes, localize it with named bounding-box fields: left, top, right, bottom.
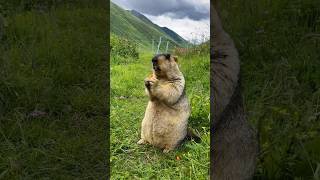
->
left=161, top=27, right=188, bottom=45
left=130, top=10, right=154, bottom=25
left=130, top=10, right=188, bottom=45
left=110, top=2, right=188, bottom=48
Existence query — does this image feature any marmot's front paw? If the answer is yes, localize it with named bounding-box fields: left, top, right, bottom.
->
left=144, top=77, right=158, bottom=89
left=144, top=79, right=152, bottom=89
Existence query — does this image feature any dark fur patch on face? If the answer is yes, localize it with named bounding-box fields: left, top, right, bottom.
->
left=152, top=53, right=171, bottom=71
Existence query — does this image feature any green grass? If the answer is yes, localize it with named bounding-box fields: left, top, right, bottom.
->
left=0, top=3, right=108, bottom=179
left=110, top=52, right=210, bottom=179
left=220, top=0, right=320, bottom=179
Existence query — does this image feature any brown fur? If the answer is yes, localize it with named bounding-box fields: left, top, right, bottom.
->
left=137, top=54, right=190, bottom=153
left=211, top=2, right=258, bottom=180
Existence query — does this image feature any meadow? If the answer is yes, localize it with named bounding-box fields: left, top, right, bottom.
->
left=0, top=1, right=108, bottom=178
left=220, top=0, right=320, bottom=179
left=110, top=37, right=210, bottom=179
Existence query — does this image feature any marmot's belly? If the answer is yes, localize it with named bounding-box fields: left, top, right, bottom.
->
left=143, top=102, right=189, bottom=148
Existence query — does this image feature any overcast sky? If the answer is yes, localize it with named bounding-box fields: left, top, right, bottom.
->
left=111, top=0, right=210, bottom=44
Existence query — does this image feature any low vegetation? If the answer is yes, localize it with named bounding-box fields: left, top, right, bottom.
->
left=221, top=0, right=320, bottom=179
left=111, top=34, right=139, bottom=64
left=0, top=1, right=107, bottom=178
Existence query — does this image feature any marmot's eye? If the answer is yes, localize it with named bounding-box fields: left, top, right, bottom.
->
left=152, top=58, right=158, bottom=63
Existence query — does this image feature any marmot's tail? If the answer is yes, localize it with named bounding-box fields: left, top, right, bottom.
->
left=186, top=127, right=201, bottom=143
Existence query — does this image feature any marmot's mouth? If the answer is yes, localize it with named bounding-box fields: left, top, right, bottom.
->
left=153, top=65, right=161, bottom=72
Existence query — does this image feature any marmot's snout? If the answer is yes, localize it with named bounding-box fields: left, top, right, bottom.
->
left=152, top=57, right=160, bottom=71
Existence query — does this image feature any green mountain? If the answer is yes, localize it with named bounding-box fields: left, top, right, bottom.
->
left=130, top=10, right=188, bottom=45
left=110, top=2, right=189, bottom=49
left=160, top=27, right=187, bottom=45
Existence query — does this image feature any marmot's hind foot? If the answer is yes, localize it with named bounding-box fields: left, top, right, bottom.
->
left=137, top=139, right=147, bottom=145
left=163, top=149, right=171, bottom=153
left=163, top=145, right=175, bottom=153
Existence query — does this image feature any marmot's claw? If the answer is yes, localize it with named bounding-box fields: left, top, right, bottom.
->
left=163, top=149, right=171, bottom=153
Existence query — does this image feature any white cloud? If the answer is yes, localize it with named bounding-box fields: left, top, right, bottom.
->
left=145, top=14, right=210, bottom=44
left=112, top=0, right=209, bottom=20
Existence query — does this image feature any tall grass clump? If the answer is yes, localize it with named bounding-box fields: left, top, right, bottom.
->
left=111, top=34, right=139, bottom=65
left=174, top=41, right=209, bottom=58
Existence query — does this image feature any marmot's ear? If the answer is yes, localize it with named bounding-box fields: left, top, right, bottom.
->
left=173, top=56, right=178, bottom=62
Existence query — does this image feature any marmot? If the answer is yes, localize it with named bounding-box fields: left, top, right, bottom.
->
left=211, top=2, right=258, bottom=180
left=137, top=53, right=191, bottom=153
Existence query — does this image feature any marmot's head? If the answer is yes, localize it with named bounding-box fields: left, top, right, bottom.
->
left=151, top=53, right=179, bottom=78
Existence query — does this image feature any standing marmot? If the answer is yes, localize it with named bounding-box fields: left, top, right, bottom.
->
left=137, top=53, right=191, bottom=153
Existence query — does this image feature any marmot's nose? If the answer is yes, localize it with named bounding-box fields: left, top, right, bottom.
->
left=152, top=59, right=158, bottom=66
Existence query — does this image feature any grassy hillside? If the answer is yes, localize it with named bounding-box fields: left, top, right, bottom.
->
left=110, top=2, right=188, bottom=49
left=161, top=26, right=188, bottom=45
left=0, top=1, right=107, bottom=179
left=111, top=49, right=210, bottom=178
left=130, top=10, right=188, bottom=45
left=220, top=0, right=320, bottom=179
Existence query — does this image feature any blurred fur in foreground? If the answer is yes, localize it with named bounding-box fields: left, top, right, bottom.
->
left=211, top=2, right=258, bottom=180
